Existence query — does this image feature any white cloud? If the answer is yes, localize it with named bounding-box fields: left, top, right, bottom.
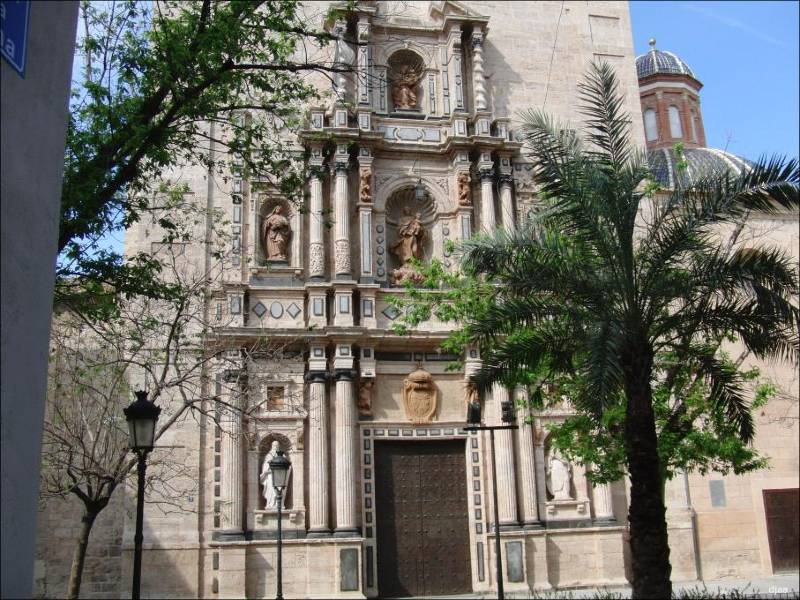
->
left=682, top=3, right=788, bottom=49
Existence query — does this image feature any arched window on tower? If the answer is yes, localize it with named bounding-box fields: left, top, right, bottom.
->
left=668, top=105, right=683, bottom=138
left=644, top=108, right=658, bottom=142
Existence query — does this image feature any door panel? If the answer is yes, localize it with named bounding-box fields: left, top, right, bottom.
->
left=375, top=440, right=472, bottom=598
left=763, top=488, right=799, bottom=573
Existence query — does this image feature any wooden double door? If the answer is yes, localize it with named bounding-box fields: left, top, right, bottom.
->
left=374, top=440, right=472, bottom=598
left=763, top=488, right=799, bottom=573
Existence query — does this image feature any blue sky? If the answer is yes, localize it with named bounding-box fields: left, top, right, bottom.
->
left=630, top=1, right=800, bottom=160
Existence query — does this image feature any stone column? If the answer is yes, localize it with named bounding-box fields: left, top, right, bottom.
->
left=492, top=383, right=519, bottom=528
left=220, top=370, right=244, bottom=534
left=307, top=351, right=330, bottom=535
left=592, top=480, right=615, bottom=521
left=479, top=164, right=496, bottom=233
left=471, top=30, right=488, bottom=111
left=332, top=146, right=351, bottom=278
left=308, top=145, right=325, bottom=279
left=499, top=174, right=515, bottom=232
left=334, top=346, right=358, bottom=535
left=516, top=393, right=540, bottom=527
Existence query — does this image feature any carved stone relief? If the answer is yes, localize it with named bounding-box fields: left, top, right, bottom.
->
left=358, top=379, right=374, bottom=416
left=401, top=366, right=438, bottom=424
left=359, top=166, right=373, bottom=203
left=457, top=172, right=472, bottom=206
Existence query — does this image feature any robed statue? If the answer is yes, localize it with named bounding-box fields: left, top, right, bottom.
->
left=391, top=64, right=423, bottom=110
left=261, top=205, right=291, bottom=261
left=390, top=208, right=425, bottom=265
left=546, top=448, right=573, bottom=501
left=260, top=440, right=291, bottom=509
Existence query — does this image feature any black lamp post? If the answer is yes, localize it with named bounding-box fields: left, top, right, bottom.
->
left=123, top=390, right=161, bottom=600
left=269, top=450, right=291, bottom=600
left=464, top=396, right=517, bottom=600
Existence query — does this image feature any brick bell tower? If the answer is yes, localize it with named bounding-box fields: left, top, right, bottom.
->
left=636, top=38, right=707, bottom=151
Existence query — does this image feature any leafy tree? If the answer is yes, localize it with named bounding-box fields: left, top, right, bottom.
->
left=392, top=63, right=798, bottom=598
left=58, top=0, right=352, bottom=317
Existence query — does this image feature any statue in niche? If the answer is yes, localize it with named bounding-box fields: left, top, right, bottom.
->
left=261, top=205, right=291, bottom=261
left=332, top=24, right=354, bottom=96
left=391, top=64, right=424, bottom=110
left=359, top=166, right=372, bottom=203
left=260, top=440, right=291, bottom=509
left=357, top=379, right=374, bottom=416
left=390, top=207, right=426, bottom=285
left=546, top=448, right=573, bottom=501
left=457, top=172, right=472, bottom=206
left=464, top=381, right=480, bottom=406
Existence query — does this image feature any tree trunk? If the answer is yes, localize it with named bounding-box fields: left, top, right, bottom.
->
left=66, top=507, right=99, bottom=600
left=623, top=347, right=672, bottom=599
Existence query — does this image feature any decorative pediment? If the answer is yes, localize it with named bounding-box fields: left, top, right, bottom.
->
left=429, top=0, right=484, bottom=19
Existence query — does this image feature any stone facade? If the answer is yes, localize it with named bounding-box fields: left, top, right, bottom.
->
left=33, top=2, right=798, bottom=598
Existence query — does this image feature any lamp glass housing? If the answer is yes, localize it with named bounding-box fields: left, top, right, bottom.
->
left=124, top=391, right=161, bottom=452
left=467, top=401, right=482, bottom=426
left=414, top=181, right=425, bottom=201
left=269, top=450, right=291, bottom=490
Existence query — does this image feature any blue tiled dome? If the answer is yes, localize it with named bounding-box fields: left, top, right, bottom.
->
left=647, top=147, right=753, bottom=189
left=636, top=39, right=697, bottom=80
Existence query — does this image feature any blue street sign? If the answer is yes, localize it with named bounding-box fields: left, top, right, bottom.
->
left=1, top=0, right=31, bottom=77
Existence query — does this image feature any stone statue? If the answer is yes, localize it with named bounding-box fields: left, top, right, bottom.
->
left=260, top=440, right=291, bottom=509
left=457, top=172, right=472, bottom=206
left=261, top=205, right=291, bottom=261
left=402, top=366, right=437, bottom=424
left=391, top=64, right=423, bottom=110
left=465, top=381, right=480, bottom=406
left=389, top=208, right=426, bottom=285
left=359, top=167, right=372, bottom=203
left=390, top=208, right=425, bottom=265
left=546, top=448, right=573, bottom=501
left=332, top=23, right=354, bottom=97
left=357, top=379, right=374, bottom=416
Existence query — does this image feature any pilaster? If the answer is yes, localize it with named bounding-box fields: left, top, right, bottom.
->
left=492, top=384, right=519, bottom=529
left=478, top=154, right=496, bottom=233
left=332, top=145, right=351, bottom=278
left=498, top=152, right=515, bottom=232
left=308, top=143, right=326, bottom=279
left=333, top=346, right=359, bottom=536
left=219, top=367, right=244, bottom=536
left=515, top=389, right=540, bottom=528
left=357, top=149, right=374, bottom=282
left=307, top=346, right=330, bottom=537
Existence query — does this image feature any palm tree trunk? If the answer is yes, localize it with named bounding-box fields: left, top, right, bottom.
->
left=66, top=507, right=99, bottom=599
left=623, top=348, right=672, bottom=599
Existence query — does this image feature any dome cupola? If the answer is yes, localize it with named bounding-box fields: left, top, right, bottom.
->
left=636, top=39, right=698, bottom=81
left=636, top=39, right=706, bottom=151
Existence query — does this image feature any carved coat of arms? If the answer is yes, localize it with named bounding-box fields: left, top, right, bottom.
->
left=402, top=366, right=437, bottom=424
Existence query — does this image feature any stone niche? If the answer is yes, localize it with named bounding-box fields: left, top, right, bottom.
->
left=387, top=49, right=427, bottom=114
left=385, top=185, right=436, bottom=285
left=541, top=435, right=590, bottom=523
left=254, top=193, right=301, bottom=270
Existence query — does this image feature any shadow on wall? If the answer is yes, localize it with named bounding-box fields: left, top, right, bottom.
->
left=34, top=490, right=197, bottom=599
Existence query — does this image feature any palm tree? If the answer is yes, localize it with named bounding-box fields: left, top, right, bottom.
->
left=459, top=63, right=799, bottom=599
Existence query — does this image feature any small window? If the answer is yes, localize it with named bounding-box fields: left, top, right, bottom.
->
left=644, top=108, right=658, bottom=141
left=668, top=106, right=682, bottom=138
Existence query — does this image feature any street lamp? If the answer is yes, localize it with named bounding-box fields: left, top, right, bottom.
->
left=269, top=450, right=291, bottom=600
left=464, top=393, right=517, bottom=600
left=123, top=390, right=161, bottom=600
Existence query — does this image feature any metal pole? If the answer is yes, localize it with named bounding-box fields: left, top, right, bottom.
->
left=276, top=489, right=283, bottom=600
left=132, top=451, right=147, bottom=600
left=490, top=429, right=504, bottom=600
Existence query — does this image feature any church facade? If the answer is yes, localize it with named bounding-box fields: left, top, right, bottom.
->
left=33, top=2, right=798, bottom=599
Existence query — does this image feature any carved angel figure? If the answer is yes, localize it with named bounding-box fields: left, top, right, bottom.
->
left=390, top=208, right=425, bottom=265
left=357, top=379, right=374, bottom=416
left=457, top=172, right=472, bottom=206
left=359, top=167, right=372, bottom=203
